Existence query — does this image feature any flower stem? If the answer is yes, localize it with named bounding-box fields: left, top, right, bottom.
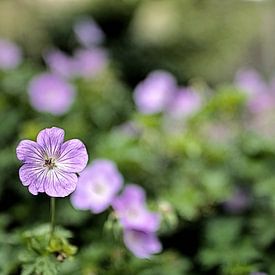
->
left=50, top=197, right=56, bottom=238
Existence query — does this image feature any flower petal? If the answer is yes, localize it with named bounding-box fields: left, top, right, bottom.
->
left=57, top=139, right=88, bottom=173
left=19, top=164, right=47, bottom=196
left=37, top=127, right=65, bottom=156
left=16, top=140, right=45, bottom=163
left=44, top=169, right=78, bottom=197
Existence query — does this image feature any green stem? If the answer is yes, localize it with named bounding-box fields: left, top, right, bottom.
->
left=50, top=197, right=56, bottom=239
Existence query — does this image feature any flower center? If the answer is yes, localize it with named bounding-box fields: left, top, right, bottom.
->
left=44, top=157, right=56, bottom=170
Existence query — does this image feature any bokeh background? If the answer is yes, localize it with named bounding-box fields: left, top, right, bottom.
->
left=1, top=0, right=275, bottom=274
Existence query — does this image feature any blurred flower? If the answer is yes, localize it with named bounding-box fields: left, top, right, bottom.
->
left=250, top=273, right=267, bottom=275
left=16, top=127, right=88, bottom=197
left=44, top=49, right=77, bottom=79
left=28, top=73, right=76, bottom=115
left=74, top=48, right=108, bottom=79
left=166, top=87, right=201, bottom=119
left=112, top=184, right=160, bottom=232
left=235, top=69, right=268, bottom=97
left=123, top=229, right=162, bottom=259
left=247, top=92, right=275, bottom=114
left=71, top=159, right=123, bottom=214
left=73, top=17, right=105, bottom=48
left=133, top=70, right=177, bottom=114
left=0, top=38, right=22, bottom=70
left=223, top=188, right=250, bottom=214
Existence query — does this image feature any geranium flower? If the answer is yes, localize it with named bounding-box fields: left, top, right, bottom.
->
left=16, top=127, right=88, bottom=197
left=73, top=17, right=105, bottom=48
left=123, top=229, right=162, bottom=259
left=133, top=70, right=177, bottom=114
left=71, top=159, right=123, bottom=213
left=0, top=38, right=22, bottom=70
left=44, top=49, right=77, bottom=79
left=166, top=87, right=201, bottom=119
left=112, top=184, right=160, bottom=232
left=28, top=73, right=76, bottom=115
left=74, top=48, right=108, bottom=79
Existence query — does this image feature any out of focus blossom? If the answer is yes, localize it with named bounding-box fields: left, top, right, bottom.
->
left=112, top=184, right=160, bottom=232
left=16, top=127, right=88, bottom=197
left=250, top=272, right=267, bottom=275
left=247, top=92, right=275, bottom=114
left=74, top=17, right=105, bottom=48
left=123, top=229, right=162, bottom=258
left=74, top=48, right=108, bottom=79
left=166, top=87, right=201, bottom=119
left=44, top=49, right=77, bottom=79
left=133, top=70, right=177, bottom=114
left=71, top=159, right=123, bottom=214
left=0, top=38, right=22, bottom=70
left=28, top=73, right=76, bottom=115
left=235, top=69, right=268, bottom=96
left=223, top=188, right=250, bottom=214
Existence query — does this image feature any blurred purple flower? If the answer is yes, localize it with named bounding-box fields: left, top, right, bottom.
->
left=0, top=38, right=22, bottom=70
left=235, top=69, right=268, bottom=96
left=74, top=17, right=105, bottom=48
left=71, top=159, right=123, bottom=214
left=28, top=73, right=76, bottom=115
left=74, top=48, right=108, bottom=79
left=112, top=184, right=160, bottom=232
left=250, top=273, right=267, bottom=275
left=44, top=49, right=77, bottom=79
left=16, top=127, right=88, bottom=197
left=133, top=70, right=177, bottom=114
left=223, top=188, right=250, bottom=214
left=248, top=92, right=275, bottom=114
left=123, top=229, right=162, bottom=258
left=166, top=87, right=201, bottom=118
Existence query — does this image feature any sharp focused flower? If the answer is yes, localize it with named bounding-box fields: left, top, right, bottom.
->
left=133, top=70, right=177, bottom=114
left=44, top=49, right=77, bottom=79
left=166, top=87, right=201, bottom=119
left=0, top=38, right=22, bottom=70
left=16, top=127, right=88, bottom=197
left=112, top=184, right=160, bottom=232
left=28, top=73, right=76, bottom=115
left=74, top=48, right=108, bottom=79
left=71, top=159, right=123, bottom=214
left=73, top=17, right=105, bottom=48
left=123, top=229, right=162, bottom=259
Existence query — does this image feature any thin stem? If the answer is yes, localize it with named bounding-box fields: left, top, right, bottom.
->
left=50, top=197, right=56, bottom=239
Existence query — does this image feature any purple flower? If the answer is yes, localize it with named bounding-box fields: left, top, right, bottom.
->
left=123, top=229, right=162, bottom=258
left=112, top=184, right=160, bottom=232
left=74, top=17, right=105, bottom=48
left=71, top=159, right=123, bottom=214
left=166, top=87, right=201, bottom=118
left=16, top=127, right=88, bottom=197
left=247, top=92, right=275, bottom=114
left=44, top=49, right=77, bottom=79
left=235, top=69, right=268, bottom=96
left=0, top=38, right=22, bottom=70
left=74, top=48, right=108, bottom=79
left=133, top=70, right=177, bottom=114
left=28, top=73, right=76, bottom=115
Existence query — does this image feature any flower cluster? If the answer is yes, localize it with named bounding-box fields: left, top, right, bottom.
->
left=112, top=185, right=162, bottom=258
left=70, top=160, right=162, bottom=258
left=28, top=17, right=108, bottom=116
left=133, top=70, right=202, bottom=119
